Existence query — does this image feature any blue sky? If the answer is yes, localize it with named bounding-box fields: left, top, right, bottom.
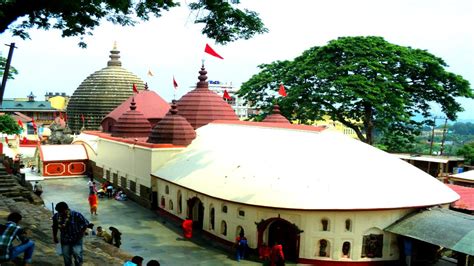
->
left=1, top=0, right=473, bottom=121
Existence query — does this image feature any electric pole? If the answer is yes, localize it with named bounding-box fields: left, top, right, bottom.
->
left=439, top=118, right=449, bottom=155
left=0, top=43, right=17, bottom=107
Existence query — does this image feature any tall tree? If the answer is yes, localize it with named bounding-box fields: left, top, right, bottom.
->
left=0, top=114, right=21, bottom=135
left=0, top=0, right=267, bottom=47
left=238, top=36, right=472, bottom=145
left=457, top=142, right=474, bottom=165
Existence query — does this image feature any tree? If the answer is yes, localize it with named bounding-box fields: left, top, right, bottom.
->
left=238, top=36, right=473, bottom=145
left=0, top=56, right=18, bottom=80
left=457, top=142, right=474, bottom=165
left=0, top=0, right=268, bottom=47
left=0, top=114, right=21, bottom=135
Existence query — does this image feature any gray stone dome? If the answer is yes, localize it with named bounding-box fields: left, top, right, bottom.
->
left=67, top=44, right=145, bottom=132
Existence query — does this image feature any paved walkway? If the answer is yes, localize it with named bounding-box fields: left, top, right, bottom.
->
left=38, top=177, right=263, bottom=266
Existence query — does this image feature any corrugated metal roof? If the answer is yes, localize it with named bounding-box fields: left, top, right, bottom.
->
left=0, top=100, right=54, bottom=110
left=451, top=170, right=474, bottom=181
left=393, top=153, right=464, bottom=164
left=385, top=208, right=474, bottom=255
left=446, top=184, right=474, bottom=211
left=153, top=123, right=458, bottom=210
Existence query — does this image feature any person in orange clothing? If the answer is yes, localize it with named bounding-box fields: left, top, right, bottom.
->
left=88, top=191, right=98, bottom=215
left=182, top=218, right=193, bottom=239
left=271, top=241, right=285, bottom=266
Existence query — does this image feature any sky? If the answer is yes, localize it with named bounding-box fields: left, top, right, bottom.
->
left=1, top=0, right=473, bottom=121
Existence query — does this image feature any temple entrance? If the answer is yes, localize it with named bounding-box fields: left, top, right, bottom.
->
left=187, top=197, right=204, bottom=230
left=258, top=218, right=300, bottom=262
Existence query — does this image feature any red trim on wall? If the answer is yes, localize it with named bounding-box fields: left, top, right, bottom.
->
left=297, top=258, right=398, bottom=265
left=82, top=131, right=185, bottom=148
left=43, top=160, right=87, bottom=176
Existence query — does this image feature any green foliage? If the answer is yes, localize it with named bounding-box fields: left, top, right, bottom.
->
left=238, top=36, right=473, bottom=145
left=457, top=142, right=474, bottom=165
left=0, top=114, right=21, bottom=135
left=0, top=0, right=267, bottom=47
left=451, top=122, right=474, bottom=135
left=0, top=56, right=18, bottom=79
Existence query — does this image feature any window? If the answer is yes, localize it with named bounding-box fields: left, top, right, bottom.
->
left=120, top=176, right=126, bottom=187
left=342, top=241, right=351, bottom=258
left=160, top=196, right=166, bottom=208
left=113, top=173, right=118, bottom=184
left=168, top=200, right=174, bottom=210
left=321, top=218, right=329, bottom=231
left=106, top=170, right=110, bottom=180
left=177, top=190, right=182, bottom=214
left=221, top=220, right=227, bottom=236
left=318, top=239, right=330, bottom=257
left=165, top=185, right=169, bottom=194
left=361, top=234, right=383, bottom=258
left=345, top=219, right=352, bottom=232
left=129, top=180, right=136, bottom=192
left=222, top=205, right=228, bottom=213
left=238, top=208, right=245, bottom=217
left=209, top=207, right=215, bottom=230
left=140, top=185, right=150, bottom=200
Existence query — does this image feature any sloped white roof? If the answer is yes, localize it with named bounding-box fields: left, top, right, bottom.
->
left=39, top=144, right=88, bottom=162
left=153, top=123, right=459, bottom=210
left=451, top=170, right=474, bottom=181
left=72, top=133, right=99, bottom=154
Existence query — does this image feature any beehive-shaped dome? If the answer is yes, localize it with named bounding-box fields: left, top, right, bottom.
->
left=147, top=101, right=196, bottom=146
left=177, top=65, right=238, bottom=129
left=67, top=44, right=145, bottom=132
left=111, top=98, right=152, bottom=138
left=263, top=104, right=290, bottom=124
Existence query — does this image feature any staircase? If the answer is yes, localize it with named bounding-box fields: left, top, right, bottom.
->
left=0, top=164, right=42, bottom=204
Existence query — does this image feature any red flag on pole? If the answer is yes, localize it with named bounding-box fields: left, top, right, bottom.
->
left=204, top=44, right=224, bottom=59
left=18, top=120, right=24, bottom=127
left=223, top=90, right=232, bottom=100
left=133, top=83, right=139, bottom=94
left=278, top=83, right=287, bottom=97
left=5, top=137, right=8, bottom=144
left=173, top=76, right=178, bottom=90
left=81, top=114, right=85, bottom=123
left=31, top=118, right=37, bottom=132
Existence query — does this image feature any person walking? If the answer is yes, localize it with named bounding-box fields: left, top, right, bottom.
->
left=109, top=227, right=122, bottom=248
left=235, top=230, right=248, bottom=261
left=52, top=201, right=90, bottom=266
left=0, top=212, right=35, bottom=266
left=88, top=191, right=98, bottom=215
left=270, top=241, right=285, bottom=266
left=182, top=218, right=193, bottom=239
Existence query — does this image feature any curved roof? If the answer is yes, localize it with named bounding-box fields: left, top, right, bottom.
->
left=38, top=144, right=88, bottom=162
left=176, top=65, right=238, bottom=129
left=263, top=104, right=290, bottom=124
left=67, top=45, right=145, bottom=132
left=103, top=87, right=169, bottom=126
left=111, top=98, right=152, bottom=138
left=147, top=102, right=196, bottom=146
left=153, top=122, right=459, bottom=210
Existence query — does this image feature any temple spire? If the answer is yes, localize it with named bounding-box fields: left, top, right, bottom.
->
left=108, top=41, right=122, bottom=67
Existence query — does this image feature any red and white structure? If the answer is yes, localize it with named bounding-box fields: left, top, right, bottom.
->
left=35, top=144, right=88, bottom=177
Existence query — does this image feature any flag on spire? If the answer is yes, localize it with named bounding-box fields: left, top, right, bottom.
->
left=133, top=83, right=139, bottom=94
left=173, top=76, right=178, bottom=90
left=81, top=114, right=85, bottom=124
left=204, top=43, right=224, bottom=59
left=18, top=120, right=23, bottom=128
left=278, top=83, right=287, bottom=97
left=223, top=90, right=232, bottom=100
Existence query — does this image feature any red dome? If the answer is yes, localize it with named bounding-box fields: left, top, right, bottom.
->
left=147, top=102, right=196, bottom=146
left=111, top=98, right=152, bottom=138
left=177, top=65, right=238, bottom=129
left=263, top=104, right=290, bottom=124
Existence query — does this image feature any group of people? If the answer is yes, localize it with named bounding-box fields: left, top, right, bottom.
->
left=96, top=225, right=122, bottom=248
left=123, top=255, right=160, bottom=266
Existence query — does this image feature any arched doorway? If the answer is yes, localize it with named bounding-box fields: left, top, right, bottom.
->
left=257, top=218, right=301, bottom=262
left=187, top=197, right=204, bottom=230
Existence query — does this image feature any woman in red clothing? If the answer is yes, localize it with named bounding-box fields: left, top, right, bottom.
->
left=88, top=191, right=98, bottom=215
left=182, top=218, right=193, bottom=239
left=270, top=241, right=285, bottom=266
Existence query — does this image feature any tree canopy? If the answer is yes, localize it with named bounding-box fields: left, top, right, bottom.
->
left=0, top=0, right=268, bottom=47
left=0, top=114, right=21, bottom=135
left=0, top=56, right=18, bottom=80
left=457, top=142, right=474, bottom=165
left=238, top=36, right=473, bottom=145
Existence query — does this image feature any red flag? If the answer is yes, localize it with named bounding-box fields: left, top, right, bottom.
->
left=173, top=76, right=178, bottom=90
left=81, top=114, right=85, bottom=123
left=18, top=120, right=24, bottom=127
left=204, top=44, right=224, bottom=59
left=133, top=83, right=139, bottom=94
left=31, top=118, right=37, bottom=132
left=278, top=83, right=287, bottom=97
left=5, top=137, right=8, bottom=144
left=223, top=90, right=232, bottom=100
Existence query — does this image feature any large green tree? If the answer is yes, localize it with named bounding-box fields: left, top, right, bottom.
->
left=238, top=36, right=472, bottom=145
left=457, top=142, right=474, bottom=165
left=0, top=0, right=267, bottom=47
left=0, top=114, right=21, bottom=135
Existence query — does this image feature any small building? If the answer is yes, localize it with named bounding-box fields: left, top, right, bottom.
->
left=35, top=144, right=88, bottom=177
left=393, top=153, right=465, bottom=179
left=448, top=170, right=474, bottom=187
